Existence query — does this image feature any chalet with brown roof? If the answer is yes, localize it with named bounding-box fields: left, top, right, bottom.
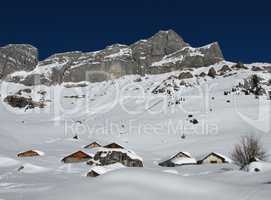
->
left=197, top=152, right=231, bottom=164
left=103, top=142, right=124, bottom=149
left=84, top=142, right=101, bottom=149
left=61, top=151, right=92, bottom=163
left=17, top=150, right=44, bottom=157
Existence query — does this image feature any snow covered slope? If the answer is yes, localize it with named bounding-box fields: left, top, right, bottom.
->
left=0, top=61, right=271, bottom=199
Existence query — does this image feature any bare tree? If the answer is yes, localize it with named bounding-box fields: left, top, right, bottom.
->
left=231, top=135, right=267, bottom=169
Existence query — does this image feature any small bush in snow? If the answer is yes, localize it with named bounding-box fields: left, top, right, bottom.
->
left=231, top=135, right=267, bottom=170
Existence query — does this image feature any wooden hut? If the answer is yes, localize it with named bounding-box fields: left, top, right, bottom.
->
left=94, top=149, right=143, bottom=167
left=84, top=142, right=101, bottom=149
left=159, top=152, right=196, bottom=167
left=61, top=151, right=92, bottom=163
left=87, top=163, right=125, bottom=177
left=197, top=152, right=231, bottom=164
left=17, top=150, right=44, bottom=157
left=103, top=142, right=124, bottom=149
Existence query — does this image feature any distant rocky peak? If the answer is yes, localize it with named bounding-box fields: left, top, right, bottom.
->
left=1, top=44, right=38, bottom=60
left=3, top=30, right=226, bottom=85
left=0, top=44, right=38, bottom=78
left=150, top=29, right=189, bottom=49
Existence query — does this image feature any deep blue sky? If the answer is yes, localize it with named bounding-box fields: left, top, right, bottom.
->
left=0, top=0, right=270, bottom=63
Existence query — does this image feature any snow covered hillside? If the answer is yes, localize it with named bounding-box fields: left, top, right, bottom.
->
left=0, top=61, right=271, bottom=200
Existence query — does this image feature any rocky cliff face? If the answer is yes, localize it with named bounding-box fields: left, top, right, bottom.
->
left=0, top=44, right=38, bottom=79
left=3, top=30, right=224, bottom=85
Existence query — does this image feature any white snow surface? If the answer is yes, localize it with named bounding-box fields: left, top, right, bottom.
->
left=0, top=61, right=271, bottom=199
left=171, top=157, right=197, bottom=165
left=19, top=163, right=51, bottom=174
left=90, top=163, right=126, bottom=175
left=0, top=156, right=20, bottom=168
left=248, top=161, right=271, bottom=172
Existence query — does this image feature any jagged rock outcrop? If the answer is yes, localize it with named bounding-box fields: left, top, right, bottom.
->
left=130, top=30, right=189, bottom=71
left=219, top=65, right=232, bottom=74
left=3, top=30, right=224, bottom=85
left=178, top=72, right=193, bottom=79
left=208, top=67, right=217, bottom=78
left=0, top=44, right=38, bottom=79
left=4, top=95, right=45, bottom=109
left=232, top=62, right=248, bottom=70
left=147, top=42, right=223, bottom=74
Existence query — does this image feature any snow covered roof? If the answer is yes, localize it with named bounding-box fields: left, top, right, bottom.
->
left=170, top=152, right=192, bottom=159
left=103, top=142, right=125, bottom=149
left=62, top=150, right=92, bottom=161
left=200, top=152, right=232, bottom=163
left=32, top=150, right=45, bottom=156
left=171, top=157, right=197, bottom=165
left=212, top=152, right=232, bottom=163
left=159, top=152, right=196, bottom=166
left=84, top=142, right=101, bottom=149
left=96, top=147, right=143, bottom=162
left=17, top=149, right=45, bottom=157
left=90, top=163, right=126, bottom=175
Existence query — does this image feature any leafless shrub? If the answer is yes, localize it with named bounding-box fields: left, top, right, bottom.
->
left=231, top=135, right=267, bottom=169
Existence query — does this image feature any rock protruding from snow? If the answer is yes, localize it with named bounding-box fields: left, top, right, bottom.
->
left=0, top=44, right=38, bottom=78
left=6, top=30, right=224, bottom=85
left=218, top=65, right=232, bottom=75
left=4, top=95, right=46, bottom=109
left=149, top=42, right=224, bottom=74
left=178, top=72, right=193, bottom=79
left=131, top=30, right=189, bottom=70
left=248, top=161, right=271, bottom=172
left=208, top=67, right=217, bottom=78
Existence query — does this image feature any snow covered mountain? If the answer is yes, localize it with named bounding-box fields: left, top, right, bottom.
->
left=0, top=31, right=271, bottom=200
left=2, top=30, right=223, bottom=85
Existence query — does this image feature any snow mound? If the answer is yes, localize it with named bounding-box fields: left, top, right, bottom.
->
left=0, top=156, right=20, bottom=168
left=163, top=169, right=179, bottom=174
left=90, top=163, right=126, bottom=175
left=95, top=169, right=248, bottom=200
left=19, top=163, right=50, bottom=174
left=248, top=161, right=271, bottom=172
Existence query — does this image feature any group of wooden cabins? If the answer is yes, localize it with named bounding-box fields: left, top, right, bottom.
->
left=16, top=142, right=143, bottom=177
left=16, top=142, right=231, bottom=177
left=60, top=142, right=127, bottom=164
left=159, top=151, right=231, bottom=167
